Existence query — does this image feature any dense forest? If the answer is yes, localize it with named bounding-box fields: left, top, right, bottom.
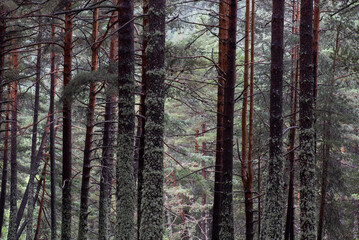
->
left=0, top=0, right=358, bottom=239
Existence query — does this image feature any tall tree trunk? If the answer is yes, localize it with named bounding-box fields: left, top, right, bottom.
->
left=26, top=28, right=42, bottom=240
left=138, top=0, right=166, bottom=238
left=299, top=0, right=316, bottom=239
left=62, top=1, right=73, bottom=239
left=136, top=0, right=148, bottom=238
left=78, top=1, right=98, bottom=238
left=219, top=0, right=237, bottom=238
left=285, top=2, right=299, bottom=239
left=0, top=7, right=7, bottom=237
left=212, top=0, right=229, bottom=238
left=50, top=23, right=57, bottom=240
left=98, top=2, right=117, bottom=239
left=264, top=0, right=285, bottom=239
left=244, top=0, right=255, bottom=237
left=116, top=0, right=135, bottom=239
left=8, top=42, right=18, bottom=240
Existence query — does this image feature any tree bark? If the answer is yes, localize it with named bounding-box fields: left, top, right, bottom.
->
left=219, top=0, right=237, bottom=238
left=8, top=43, right=18, bottom=240
left=264, top=0, right=285, bottom=239
left=50, top=23, right=57, bottom=240
left=299, top=0, right=316, bottom=239
left=62, top=1, right=73, bottom=239
left=138, top=0, right=166, bottom=238
left=212, top=0, right=229, bottom=238
left=136, top=0, right=148, bottom=238
left=116, top=0, right=135, bottom=239
left=78, top=1, right=98, bottom=238
left=243, top=0, right=255, bottom=237
left=0, top=7, right=7, bottom=237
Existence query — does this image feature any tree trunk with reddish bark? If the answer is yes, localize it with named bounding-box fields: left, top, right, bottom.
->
left=219, top=0, right=237, bottom=238
left=212, top=1, right=229, bottom=238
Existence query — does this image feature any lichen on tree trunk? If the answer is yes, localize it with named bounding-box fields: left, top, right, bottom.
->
left=138, top=0, right=166, bottom=239
left=116, top=0, right=136, bottom=239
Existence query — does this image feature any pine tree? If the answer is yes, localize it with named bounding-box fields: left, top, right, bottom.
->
left=139, top=0, right=166, bottom=238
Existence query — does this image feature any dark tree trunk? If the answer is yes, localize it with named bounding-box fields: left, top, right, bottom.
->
left=136, top=1, right=148, bottom=238
left=98, top=2, right=117, bottom=239
left=26, top=28, right=42, bottom=240
left=62, top=1, right=73, bottom=239
left=138, top=0, right=166, bottom=238
left=50, top=23, right=57, bottom=240
left=0, top=7, right=7, bottom=237
left=299, top=0, right=316, bottom=239
left=8, top=45, right=18, bottom=240
left=242, top=0, right=254, bottom=238
left=212, top=1, right=229, bottom=238
left=116, top=0, right=135, bottom=239
left=78, top=2, right=98, bottom=239
left=219, top=0, right=237, bottom=239
left=264, top=0, right=285, bottom=239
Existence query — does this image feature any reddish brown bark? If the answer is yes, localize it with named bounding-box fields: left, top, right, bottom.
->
left=212, top=1, right=229, bottom=238
left=219, top=0, right=237, bottom=238
left=8, top=43, right=19, bottom=240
